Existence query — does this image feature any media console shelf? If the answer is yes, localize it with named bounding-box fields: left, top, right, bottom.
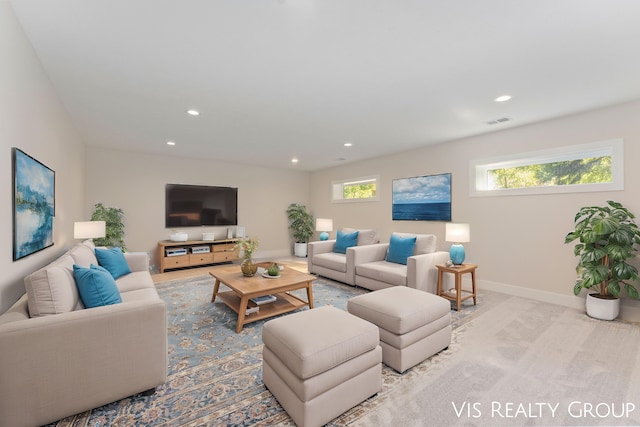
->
left=158, top=239, right=239, bottom=273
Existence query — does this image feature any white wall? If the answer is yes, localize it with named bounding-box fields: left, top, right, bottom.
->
left=84, top=147, right=311, bottom=270
left=310, top=100, right=640, bottom=319
left=0, top=1, right=85, bottom=312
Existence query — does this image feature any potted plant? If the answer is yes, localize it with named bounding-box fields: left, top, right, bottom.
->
left=233, top=237, right=259, bottom=276
left=286, top=203, right=314, bottom=257
left=564, top=200, right=640, bottom=320
left=91, top=203, right=127, bottom=251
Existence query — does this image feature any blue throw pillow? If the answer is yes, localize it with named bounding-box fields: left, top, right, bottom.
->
left=333, top=230, right=359, bottom=254
left=95, top=247, right=131, bottom=279
left=385, top=234, right=417, bottom=265
left=73, top=264, right=122, bottom=308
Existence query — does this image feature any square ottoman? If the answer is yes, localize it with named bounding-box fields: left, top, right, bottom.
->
left=262, top=306, right=382, bottom=427
left=347, top=286, right=451, bottom=373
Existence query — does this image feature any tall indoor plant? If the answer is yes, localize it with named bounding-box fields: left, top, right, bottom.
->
left=564, top=200, right=640, bottom=320
left=91, top=203, right=127, bottom=251
left=286, top=203, right=314, bottom=257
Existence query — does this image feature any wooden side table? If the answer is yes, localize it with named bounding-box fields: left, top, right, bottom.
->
left=436, top=263, right=477, bottom=311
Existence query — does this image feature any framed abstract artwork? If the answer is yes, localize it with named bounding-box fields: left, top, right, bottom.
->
left=392, top=172, right=452, bottom=221
left=13, top=148, right=55, bottom=260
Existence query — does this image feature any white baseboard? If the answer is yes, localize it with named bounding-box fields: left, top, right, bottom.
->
left=476, top=278, right=640, bottom=323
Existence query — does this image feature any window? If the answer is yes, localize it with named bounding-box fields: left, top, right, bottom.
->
left=470, top=139, right=623, bottom=197
left=332, top=175, right=380, bottom=202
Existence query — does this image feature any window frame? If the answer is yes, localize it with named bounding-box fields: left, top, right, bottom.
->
left=332, top=175, right=380, bottom=203
left=469, top=139, right=624, bottom=197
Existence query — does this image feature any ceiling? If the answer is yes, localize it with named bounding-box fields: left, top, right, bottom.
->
left=10, top=0, right=640, bottom=171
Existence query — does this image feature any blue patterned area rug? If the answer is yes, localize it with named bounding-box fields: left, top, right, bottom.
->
left=53, top=275, right=478, bottom=427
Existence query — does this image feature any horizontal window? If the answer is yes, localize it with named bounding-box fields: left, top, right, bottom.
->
left=332, top=175, right=380, bottom=203
left=470, top=139, right=623, bottom=197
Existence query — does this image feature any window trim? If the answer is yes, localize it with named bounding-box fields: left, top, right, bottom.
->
left=469, top=139, right=624, bottom=197
left=332, top=175, right=380, bottom=203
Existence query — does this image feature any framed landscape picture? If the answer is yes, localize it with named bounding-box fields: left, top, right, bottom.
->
left=392, top=173, right=452, bottom=221
left=13, top=148, right=55, bottom=260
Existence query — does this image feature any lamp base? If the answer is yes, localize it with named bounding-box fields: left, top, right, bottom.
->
left=319, top=232, right=329, bottom=241
left=449, top=244, right=466, bottom=265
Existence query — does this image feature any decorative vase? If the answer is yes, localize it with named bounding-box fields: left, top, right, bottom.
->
left=585, top=293, right=620, bottom=320
left=240, top=258, right=258, bottom=277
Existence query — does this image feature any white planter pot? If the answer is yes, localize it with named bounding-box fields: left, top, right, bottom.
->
left=585, top=293, right=620, bottom=320
left=294, top=242, right=308, bottom=258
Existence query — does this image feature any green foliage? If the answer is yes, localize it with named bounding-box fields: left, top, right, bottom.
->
left=490, top=156, right=612, bottom=189
left=565, top=200, right=640, bottom=299
left=286, top=203, right=314, bottom=243
left=233, top=237, right=259, bottom=260
left=344, top=183, right=376, bottom=199
left=90, top=203, right=127, bottom=251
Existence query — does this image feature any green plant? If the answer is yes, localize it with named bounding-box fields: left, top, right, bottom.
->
left=286, top=203, right=314, bottom=243
left=565, top=200, right=640, bottom=299
left=90, top=203, right=127, bottom=251
left=233, top=237, right=259, bottom=260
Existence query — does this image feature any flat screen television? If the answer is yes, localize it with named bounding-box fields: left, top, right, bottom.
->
left=165, top=184, right=238, bottom=227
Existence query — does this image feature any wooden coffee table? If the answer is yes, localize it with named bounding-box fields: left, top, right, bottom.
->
left=209, top=263, right=315, bottom=333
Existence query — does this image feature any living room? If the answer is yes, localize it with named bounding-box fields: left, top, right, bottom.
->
left=2, top=1, right=640, bottom=426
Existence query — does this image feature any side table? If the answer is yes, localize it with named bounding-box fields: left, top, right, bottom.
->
left=436, top=263, right=477, bottom=311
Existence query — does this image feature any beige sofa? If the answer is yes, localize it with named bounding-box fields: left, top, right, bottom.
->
left=0, top=240, right=167, bottom=427
left=354, top=233, right=451, bottom=293
left=308, top=228, right=379, bottom=285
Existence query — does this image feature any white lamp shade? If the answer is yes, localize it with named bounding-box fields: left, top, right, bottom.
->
left=445, top=223, right=470, bottom=243
left=74, top=221, right=106, bottom=239
left=315, top=218, right=333, bottom=232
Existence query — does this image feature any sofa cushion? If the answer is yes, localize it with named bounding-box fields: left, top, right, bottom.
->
left=73, top=264, right=122, bottom=308
left=393, top=232, right=436, bottom=255
left=116, top=271, right=156, bottom=293
left=334, top=230, right=359, bottom=254
left=356, top=261, right=408, bottom=286
left=386, top=234, right=417, bottom=265
left=312, top=252, right=348, bottom=273
left=343, top=228, right=379, bottom=246
left=67, top=243, right=98, bottom=267
left=95, top=247, right=131, bottom=279
left=24, top=254, right=83, bottom=317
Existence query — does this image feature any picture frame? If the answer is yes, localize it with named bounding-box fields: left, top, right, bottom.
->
left=13, top=148, right=55, bottom=260
left=392, top=172, right=452, bottom=221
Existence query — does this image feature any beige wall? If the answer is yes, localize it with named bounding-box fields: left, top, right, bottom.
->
left=310, top=100, right=640, bottom=318
left=0, top=2, right=85, bottom=312
left=84, top=147, right=311, bottom=270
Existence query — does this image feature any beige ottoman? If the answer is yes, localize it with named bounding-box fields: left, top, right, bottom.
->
left=347, top=286, right=451, bottom=373
left=262, top=306, right=382, bottom=427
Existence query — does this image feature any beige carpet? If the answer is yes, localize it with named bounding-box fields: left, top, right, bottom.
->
left=351, top=291, right=640, bottom=427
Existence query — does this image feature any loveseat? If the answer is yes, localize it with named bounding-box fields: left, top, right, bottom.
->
left=354, top=233, right=451, bottom=293
left=308, top=228, right=379, bottom=285
left=0, top=240, right=167, bottom=427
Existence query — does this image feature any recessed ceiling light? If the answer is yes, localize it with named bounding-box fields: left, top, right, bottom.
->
left=291, top=158, right=299, bottom=164
left=167, top=141, right=176, bottom=146
left=494, top=95, right=512, bottom=102
left=186, top=109, right=200, bottom=116
left=344, top=142, right=353, bottom=147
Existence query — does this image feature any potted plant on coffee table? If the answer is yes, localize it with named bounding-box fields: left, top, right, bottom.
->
left=564, top=200, right=640, bottom=320
left=233, top=237, right=259, bottom=276
left=286, top=203, right=314, bottom=257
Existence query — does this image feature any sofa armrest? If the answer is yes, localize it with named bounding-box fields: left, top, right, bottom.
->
left=350, top=243, right=389, bottom=266
left=407, top=251, right=451, bottom=294
left=0, top=299, right=167, bottom=427
left=124, top=251, right=150, bottom=272
left=307, top=240, right=336, bottom=273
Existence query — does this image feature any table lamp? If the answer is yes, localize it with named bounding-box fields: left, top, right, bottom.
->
left=316, top=218, right=333, bottom=241
left=445, top=223, right=470, bottom=265
left=74, top=221, right=106, bottom=240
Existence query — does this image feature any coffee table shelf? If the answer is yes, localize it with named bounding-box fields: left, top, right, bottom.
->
left=217, top=291, right=308, bottom=323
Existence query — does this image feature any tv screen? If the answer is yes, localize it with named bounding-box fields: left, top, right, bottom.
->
left=165, top=184, right=238, bottom=227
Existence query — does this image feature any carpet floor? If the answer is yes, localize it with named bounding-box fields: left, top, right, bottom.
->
left=51, top=275, right=640, bottom=426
